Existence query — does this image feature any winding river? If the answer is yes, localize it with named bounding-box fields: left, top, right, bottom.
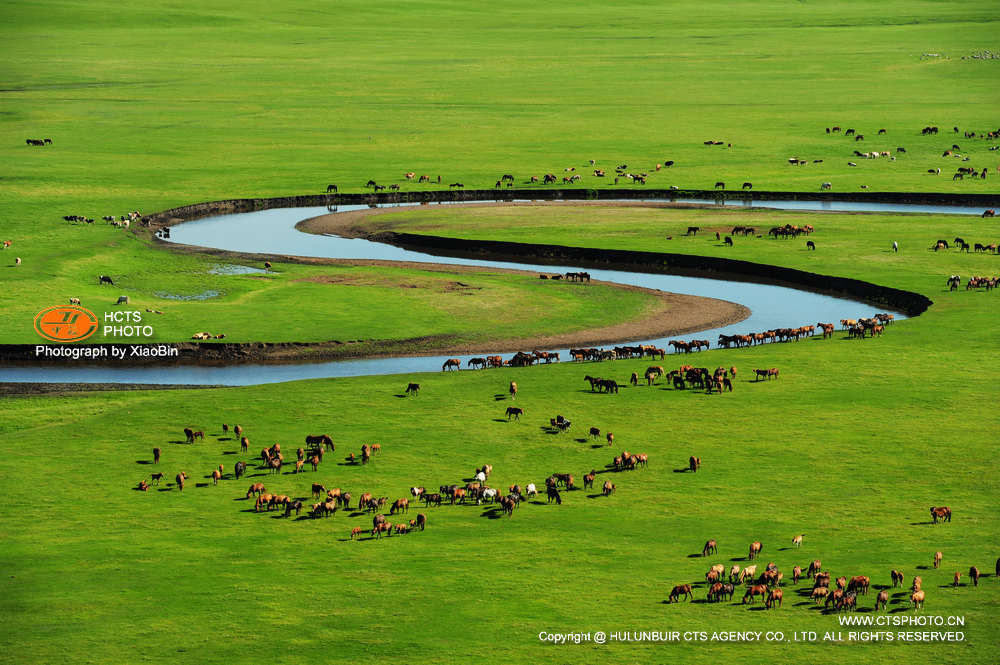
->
left=6, top=197, right=974, bottom=386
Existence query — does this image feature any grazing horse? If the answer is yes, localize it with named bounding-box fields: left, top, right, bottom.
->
left=505, top=406, right=523, bottom=420
left=184, top=427, right=195, bottom=443
left=702, top=539, right=718, bottom=557
left=742, top=181, right=752, bottom=190
left=792, top=534, right=803, bottom=548
left=930, top=506, right=951, bottom=523
left=806, top=240, right=816, bottom=250
left=509, top=381, right=517, bottom=399
left=891, top=570, right=904, bottom=588
left=748, top=541, right=762, bottom=560
left=969, top=566, right=980, bottom=587
left=689, top=456, right=700, bottom=472
left=326, top=184, right=338, bottom=193
left=583, top=471, right=596, bottom=489
left=933, top=551, right=942, bottom=569
left=765, top=588, right=783, bottom=609
left=669, top=584, right=693, bottom=603
left=405, top=382, right=420, bottom=395
left=875, top=590, right=889, bottom=611
left=589, top=426, right=601, bottom=439
left=910, top=590, right=925, bottom=609
left=442, top=358, right=460, bottom=371
left=602, top=481, right=615, bottom=496
left=714, top=181, right=725, bottom=189
left=743, top=585, right=768, bottom=605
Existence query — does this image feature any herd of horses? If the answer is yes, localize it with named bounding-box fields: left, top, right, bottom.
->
left=665, top=525, right=997, bottom=613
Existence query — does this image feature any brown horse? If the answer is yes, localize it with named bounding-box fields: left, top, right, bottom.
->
left=702, top=539, right=718, bottom=556
left=668, top=584, right=693, bottom=603
left=442, top=358, right=461, bottom=371
left=748, top=541, right=762, bottom=560
left=509, top=381, right=517, bottom=399
left=930, top=506, right=951, bottom=523
left=689, top=456, right=701, bottom=472
left=743, top=584, right=768, bottom=604
left=875, top=589, right=889, bottom=611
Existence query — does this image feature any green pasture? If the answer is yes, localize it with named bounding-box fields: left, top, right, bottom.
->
left=2, top=0, right=999, bottom=663
left=0, top=233, right=657, bottom=348
left=1, top=0, right=998, bottom=344
left=1, top=329, right=997, bottom=664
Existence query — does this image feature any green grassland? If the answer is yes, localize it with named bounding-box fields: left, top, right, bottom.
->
left=2, top=0, right=999, bottom=663
left=0, top=237, right=659, bottom=348
left=1, top=313, right=997, bottom=664
left=1, top=0, right=999, bottom=345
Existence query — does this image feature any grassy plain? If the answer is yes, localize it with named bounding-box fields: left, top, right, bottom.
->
left=1, top=0, right=999, bottom=663
left=1, top=0, right=999, bottom=345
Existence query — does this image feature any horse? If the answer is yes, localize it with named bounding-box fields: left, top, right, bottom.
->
left=509, top=381, right=517, bottom=399
left=505, top=406, right=523, bottom=420
left=748, top=541, right=762, bottom=560
left=806, top=240, right=816, bottom=250
left=702, top=539, right=718, bottom=556
left=930, top=506, right=951, bottom=523
left=714, top=181, right=725, bottom=189
left=442, top=358, right=460, bottom=371
left=689, top=456, right=700, bottom=472
left=234, top=460, right=246, bottom=480
left=326, top=184, right=338, bottom=193
left=405, top=382, right=420, bottom=395
left=668, top=584, right=693, bottom=603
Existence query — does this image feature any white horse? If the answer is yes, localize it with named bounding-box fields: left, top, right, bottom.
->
left=474, top=471, right=486, bottom=484
left=479, top=488, right=497, bottom=504
left=525, top=483, right=537, bottom=497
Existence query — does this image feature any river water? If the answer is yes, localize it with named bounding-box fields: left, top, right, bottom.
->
left=5, top=197, right=963, bottom=385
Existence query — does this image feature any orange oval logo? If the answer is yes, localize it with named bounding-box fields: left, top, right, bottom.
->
left=34, top=306, right=99, bottom=343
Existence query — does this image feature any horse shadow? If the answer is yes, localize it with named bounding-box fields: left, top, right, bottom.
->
left=393, top=393, right=409, bottom=398
left=794, top=601, right=813, bottom=607
left=492, top=418, right=508, bottom=423
left=778, top=547, right=793, bottom=551
left=493, top=394, right=507, bottom=401
left=195, top=482, right=210, bottom=488
left=686, top=553, right=703, bottom=559
left=481, top=509, right=504, bottom=519
left=586, top=493, right=605, bottom=499
left=909, top=521, right=935, bottom=526
left=249, top=472, right=268, bottom=477
left=730, top=556, right=748, bottom=562
left=217, top=437, right=232, bottom=441
left=168, top=440, right=187, bottom=445
left=672, top=468, right=692, bottom=473
left=221, top=451, right=237, bottom=455
left=135, top=460, right=153, bottom=465
left=888, top=606, right=910, bottom=614
left=746, top=606, right=767, bottom=612
left=338, top=461, right=360, bottom=466
left=916, top=565, right=930, bottom=570
left=575, top=438, right=587, bottom=443
left=529, top=500, right=547, bottom=506
left=156, top=488, right=172, bottom=492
